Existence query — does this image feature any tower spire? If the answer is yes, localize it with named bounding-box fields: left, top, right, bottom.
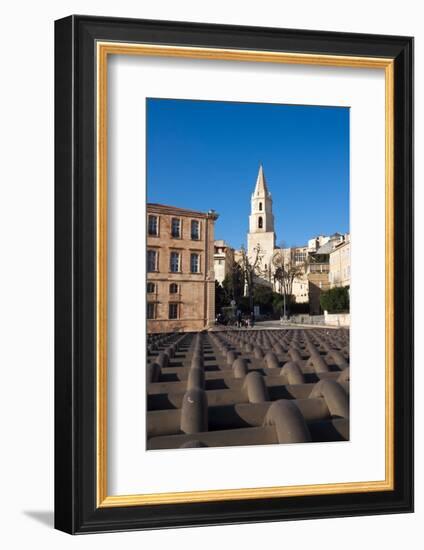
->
left=254, top=164, right=270, bottom=197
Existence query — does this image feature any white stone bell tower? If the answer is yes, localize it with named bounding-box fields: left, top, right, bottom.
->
left=247, top=165, right=276, bottom=273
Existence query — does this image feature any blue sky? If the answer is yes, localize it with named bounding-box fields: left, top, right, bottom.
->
left=146, top=98, right=349, bottom=249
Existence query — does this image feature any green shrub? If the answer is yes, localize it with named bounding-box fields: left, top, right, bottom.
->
left=272, top=293, right=284, bottom=314
left=320, top=286, right=350, bottom=313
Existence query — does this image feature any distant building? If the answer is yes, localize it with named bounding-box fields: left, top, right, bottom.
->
left=308, top=270, right=331, bottom=315
left=281, top=246, right=308, bottom=266
left=307, top=235, right=330, bottom=252
left=306, top=258, right=330, bottom=315
left=146, top=203, right=218, bottom=333
left=315, top=233, right=344, bottom=255
left=214, top=240, right=234, bottom=285
left=292, top=276, right=309, bottom=304
left=233, top=248, right=244, bottom=265
left=329, top=234, right=351, bottom=288
left=307, top=233, right=349, bottom=313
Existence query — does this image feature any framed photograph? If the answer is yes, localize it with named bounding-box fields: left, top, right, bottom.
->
left=55, top=15, right=413, bottom=533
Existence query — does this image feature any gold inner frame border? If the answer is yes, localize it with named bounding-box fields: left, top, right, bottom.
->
left=96, top=41, right=395, bottom=508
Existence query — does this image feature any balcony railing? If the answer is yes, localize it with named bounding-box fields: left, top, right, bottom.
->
left=308, top=263, right=329, bottom=273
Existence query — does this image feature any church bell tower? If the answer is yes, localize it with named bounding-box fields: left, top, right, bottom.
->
left=247, top=165, right=276, bottom=272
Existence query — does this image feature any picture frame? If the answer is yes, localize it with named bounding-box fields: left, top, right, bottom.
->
left=54, top=15, right=414, bottom=534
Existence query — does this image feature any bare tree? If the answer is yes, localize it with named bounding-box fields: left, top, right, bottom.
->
left=238, top=244, right=264, bottom=311
left=272, top=249, right=305, bottom=318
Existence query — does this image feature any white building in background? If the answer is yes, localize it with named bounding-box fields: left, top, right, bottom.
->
left=281, top=245, right=308, bottom=265
left=329, top=234, right=351, bottom=288
left=291, top=276, right=309, bottom=303
left=214, top=240, right=234, bottom=284
left=307, top=235, right=331, bottom=252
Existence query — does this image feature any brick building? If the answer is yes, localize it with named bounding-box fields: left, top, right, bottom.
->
left=146, top=203, right=218, bottom=333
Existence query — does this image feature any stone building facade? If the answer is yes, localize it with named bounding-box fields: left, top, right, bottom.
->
left=307, top=262, right=331, bottom=314
left=306, top=234, right=349, bottom=313
left=329, top=235, right=351, bottom=288
left=307, top=234, right=330, bottom=252
left=213, top=240, right=235, bottom=284
left=146, top=203, right=218, bottom=333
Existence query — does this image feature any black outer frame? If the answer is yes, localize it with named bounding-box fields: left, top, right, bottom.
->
left=54, top=15, right=414, bottom=534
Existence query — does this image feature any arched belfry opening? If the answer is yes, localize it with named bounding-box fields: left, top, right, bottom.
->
left=258, top=216, right=263, bottom=229
left=259, top=201, right=263, bottom=211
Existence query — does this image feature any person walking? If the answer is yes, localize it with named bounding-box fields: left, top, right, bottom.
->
left=250, top=310, right=255, bottom=328
left=236, top=309, right=242, bottom=328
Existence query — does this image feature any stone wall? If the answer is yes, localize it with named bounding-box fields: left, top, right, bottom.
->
left=289, top=312, right=350, bottom=327
left=324, top=312, right=350, bottom=327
